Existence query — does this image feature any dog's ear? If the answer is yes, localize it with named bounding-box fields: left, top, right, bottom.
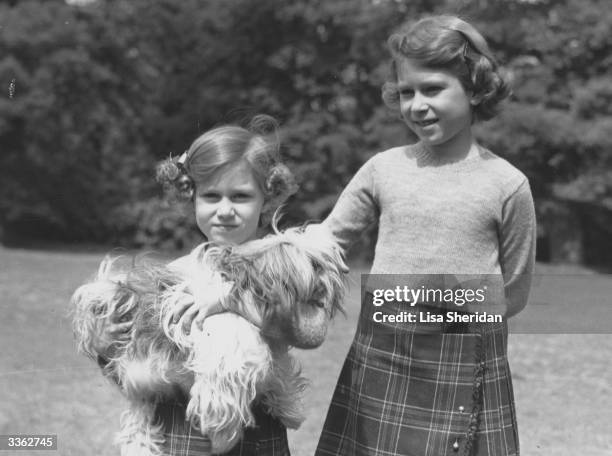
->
left=215, top=255, right=269, bottom=328
left=71, top=259, right=134, bottom=360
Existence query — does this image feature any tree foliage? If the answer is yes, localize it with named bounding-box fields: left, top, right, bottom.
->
left=1, top=0, right=610, bottom=252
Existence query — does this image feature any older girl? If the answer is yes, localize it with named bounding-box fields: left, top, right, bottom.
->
left=315, top=15, right=536, bottom=456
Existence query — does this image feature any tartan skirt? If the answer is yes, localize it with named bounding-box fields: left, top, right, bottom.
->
left=156, top=399, right=290, bottom=456
left=315, top=301, right=519, bottom=456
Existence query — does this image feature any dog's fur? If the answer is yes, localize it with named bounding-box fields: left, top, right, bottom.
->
left=71, top=227, right=346, bottom=456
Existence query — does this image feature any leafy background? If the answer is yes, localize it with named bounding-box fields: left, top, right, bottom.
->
left=1, top=1, right=612, bottom=454
left=1, top=0, right=611, bottom=265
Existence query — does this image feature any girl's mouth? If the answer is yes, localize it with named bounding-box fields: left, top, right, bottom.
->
left=213, top=224, right=239, bottom=230
left=414, top=119, right=438, bottom=127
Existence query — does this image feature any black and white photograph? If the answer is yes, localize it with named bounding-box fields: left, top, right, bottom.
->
left=1, top=0, right=611, bottom=455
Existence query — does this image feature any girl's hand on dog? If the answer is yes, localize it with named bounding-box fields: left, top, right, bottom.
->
left=171, top=299, right=226, bottom=334
left=92, top=315, right=132, bottom=359
left=171, top=278, right=233, bottom=333
left=171, top=299, right=199, bottom=334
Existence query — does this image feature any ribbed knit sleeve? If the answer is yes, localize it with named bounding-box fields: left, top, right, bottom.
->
left=499, top=178, right=536, bottom=317
left=323, top=157, right=379, bottom=254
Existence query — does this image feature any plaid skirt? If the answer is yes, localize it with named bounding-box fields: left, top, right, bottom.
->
left=316, top=301, right=519, bottom=456
left=157, top=399, right=290, bottom=456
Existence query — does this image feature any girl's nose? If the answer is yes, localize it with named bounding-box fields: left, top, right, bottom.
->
left=216, top=199, right=235, bottom=218
left=410, top=93, right=428, bottom=114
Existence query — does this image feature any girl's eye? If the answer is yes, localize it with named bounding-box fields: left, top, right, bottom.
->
left=424, top=86, right=443, bottom=95
left=232, top=193, right=252, bottom=201
left=199, top=192, right=220, bottom=201
left=399, top=89, right=414, bottom=98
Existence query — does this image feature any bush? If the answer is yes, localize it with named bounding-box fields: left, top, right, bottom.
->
left=111, top=197, right=203, bottom=250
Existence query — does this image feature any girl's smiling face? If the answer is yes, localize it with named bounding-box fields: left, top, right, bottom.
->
left=397, top=58, right=475, bottom=152
left=195, top=160, right=265, bottom=245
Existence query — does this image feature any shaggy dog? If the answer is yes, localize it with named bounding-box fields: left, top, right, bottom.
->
left=72, top=227, right=346, bottom=456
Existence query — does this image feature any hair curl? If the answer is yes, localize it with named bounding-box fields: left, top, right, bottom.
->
left=156, top=115, right=298, bottom=228
left=381, top=15, right=511, bottom=122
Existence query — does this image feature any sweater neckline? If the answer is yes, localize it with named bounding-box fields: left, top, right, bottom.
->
left=406, top=142, right=486, bottom=171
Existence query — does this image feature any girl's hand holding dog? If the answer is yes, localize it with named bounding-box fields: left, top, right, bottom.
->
left=92, top=314, right=132, bottom=360
left=170, top=277, right=233, bottom=335
left=170, top=298, right=207, bottom=335
left=171, top=298, right=228, bottom=335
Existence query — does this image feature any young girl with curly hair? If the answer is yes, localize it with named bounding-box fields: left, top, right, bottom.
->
left=315, top=15, right=536, bottom=456
left=92, top=115, right=299, bottom=456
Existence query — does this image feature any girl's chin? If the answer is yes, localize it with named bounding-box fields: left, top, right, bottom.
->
left=410, top=128, right=441, bottom=143
left=415, top=135, right=442, bottom=146
left=208, top=230, right=257, bottom=245
left=207, top=233, right=241, bottom=245
left=414, top=130, right=454, bottom=146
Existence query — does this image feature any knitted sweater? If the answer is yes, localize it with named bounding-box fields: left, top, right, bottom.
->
left=324, top=143, right=536, bottom=317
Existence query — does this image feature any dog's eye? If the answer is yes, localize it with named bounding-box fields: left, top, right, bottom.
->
left=93, top=303, right=106, bottom=316
left=309, top=299, right=325, bottom=308
left=310, top=286, right=326, bottom=302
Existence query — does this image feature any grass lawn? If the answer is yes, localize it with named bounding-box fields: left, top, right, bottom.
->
left=1, top=246, right=611, bottom=455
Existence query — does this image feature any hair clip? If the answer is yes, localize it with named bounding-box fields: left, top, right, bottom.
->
left=175, top=150, right=189, bottom=180
left=177, top=151, right=188, bottom=165
left=175, top=173, right=194, bottom=198
left=462, top=41, right=470, bottom=60
left=176, top=161, right=188, bottom=175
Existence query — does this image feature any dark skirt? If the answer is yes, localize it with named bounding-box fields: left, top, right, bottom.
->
left=157, top=399, right=290, bottom=456
left=316, top=301, right=519, bottom=456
